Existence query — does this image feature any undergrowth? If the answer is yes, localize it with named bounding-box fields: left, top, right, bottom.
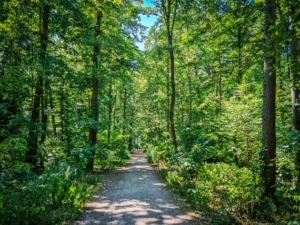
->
left=0, top=162, right=100, bottom=225
left=146, top=144, right=300, bottom=225
left=0, top=134, right=131, bottom=225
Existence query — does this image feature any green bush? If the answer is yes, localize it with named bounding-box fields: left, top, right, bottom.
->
left=0, top=137, right=29, bottom=172
left=0, top=161, right=99, bottom=225
left=116, top=147, right=131, bottom=160
left=145, top=143, right=170, bottom=164
left=193, top=163, right=259, bottom=221
left=145, top=145, right=157, bottom=163
left=164, top=162, right=260, bottom=224
left=92, top=132, right=132, bottom=169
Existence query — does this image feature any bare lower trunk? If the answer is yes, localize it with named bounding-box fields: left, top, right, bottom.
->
left=262, top=0, right=277, bottom=200
left=123, top=87, right=127, bottom=134
left=108, top=83, right=112, bottom=142
left=49, top=87, right=56, bottom=136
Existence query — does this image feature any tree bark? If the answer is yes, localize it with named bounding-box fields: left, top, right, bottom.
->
left=87, top=0, right=103, bottom=171
left=289, top=0, right=300, bottom=185
left=41, top=80, right=49, bottom=145
left=262, top=0, right=277, bottom=200
left=108, top=83, right=112, bottom=142
left=237, top=26, right=242, bottom=84
left=169, top=41, right=177, bottom=149
left=113, top=90, right=117, bottom=126
left=128, top=107, right=134, bottom=151
left=161, top=0, right=178, bottom=150
left=188, top=74, right=192, bottom=127
left=60, top=87, right=64, bottom=136
left=26, top=3, right=50, bottom=166
left=49, top=86, right=56, bottom=137
left=123, top=87, right=127, bottom=134
left=166, top=57, right=170, bottom=139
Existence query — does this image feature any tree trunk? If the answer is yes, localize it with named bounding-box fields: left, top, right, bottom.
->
left=108, top=83, right=112, bottom=142
left=237, top=25, right=242, bottom=84
left=113, top=90, right=117, bottom=126
left=87, top=0, right=103, bottom=171
left=123, top=87, right=127, bottom=134
left=289, top=0, right=300, bottom=185
left=26, top=3, right=50, bottom=166
left=60, top=87, right=64, bottom=136
left=128, top=107, right=134, bottom=151
left=41, top=79, right=49, bottom=144
left=188, top=74, right=192, bottom=127
left=262, top=0, right=277, bottom=200
left=161, top=0, right=178, bottom=150
left=166, top=57, right=170, bottom=139
left=49, top=86, right=56, bottom=137
left=169, top=41, right=177, bottom=149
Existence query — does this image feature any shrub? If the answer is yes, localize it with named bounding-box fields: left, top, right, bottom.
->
left=0, top=161, right=98, bottom=225
left=193, top=163, right=259, bottom=221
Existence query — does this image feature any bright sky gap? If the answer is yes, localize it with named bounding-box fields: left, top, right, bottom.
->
left=136, top=0, right=157, bottom=50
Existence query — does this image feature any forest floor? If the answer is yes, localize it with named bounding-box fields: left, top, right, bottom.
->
left=75, top=150, right=201, bottom=225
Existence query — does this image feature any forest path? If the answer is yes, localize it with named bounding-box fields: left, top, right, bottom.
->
left=75, top=151, right=195, bottom=225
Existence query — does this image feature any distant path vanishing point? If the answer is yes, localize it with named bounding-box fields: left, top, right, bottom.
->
left=75, top=151, right=196, bottom=225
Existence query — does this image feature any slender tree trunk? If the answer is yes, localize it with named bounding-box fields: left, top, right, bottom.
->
left=277, top=47, right=285, bottom=124
left=128, top=107, right=134, bottom=151
left=49, top=86, right=56, bottom=137
left=87, top=0, right=103, bottom=171
left=219, top=60, right=222, bottom=115
left=113, top=90, right=117, bottom=126
left=237, top=26, right=242, bottom=84
left=161, top=0, right=178, bottom=150
left=262, top=0, right=277, bottom=200
left=26, top=3, right=50, bottom=166
left=188, top=74, right=192, bottom=127
left=108, top=83, right=112, bottom=142
left=169, top=40, right=177, bottom=149
left=289, top=0, right=300, bottom=185
left=41, top=80, right=49, bottom=144
left=40, top=79, right=48, bottom=168
left=123, top=87, right=127, bottom=134
left=60, top=88, right=64, bottom=136
left=218, top=60, right=223, bottom=150
left=39, top=4, right=50, bottom=160
left=166, top=58, right=170, bottom=139
left=214, top=66, right=219, bottom=116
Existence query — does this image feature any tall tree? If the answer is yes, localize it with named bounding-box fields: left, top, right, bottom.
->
left=262, top=0, right=277, bottom=200
left=87, top=0, right=103, bottom=171
left=160, top=0, right=178, bottom=149
left=289, top=0, right=300, bottom=184
left=26, top=2, right=51, bottom=166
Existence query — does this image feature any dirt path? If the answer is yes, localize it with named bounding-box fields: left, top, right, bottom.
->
left=75, top=151, right=195, bottom=225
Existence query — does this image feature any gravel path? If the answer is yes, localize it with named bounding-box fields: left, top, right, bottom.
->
left=75, top=151, right=195, bottom=225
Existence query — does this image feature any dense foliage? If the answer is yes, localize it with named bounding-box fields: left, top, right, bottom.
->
left=0, top=0, right=141, bottom=224
left=139, top=0, right=300, bottom=224
left=1, top=0, right=300, bottom=224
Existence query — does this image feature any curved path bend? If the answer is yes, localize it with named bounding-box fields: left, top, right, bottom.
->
left=75, top=151, right=196, bottom=225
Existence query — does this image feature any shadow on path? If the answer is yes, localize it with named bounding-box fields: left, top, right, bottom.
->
left=75, top=151, right=195, bottom=225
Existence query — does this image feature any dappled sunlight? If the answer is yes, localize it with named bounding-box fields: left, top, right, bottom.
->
left=79, top=198, right=191, bottom=224
left=119, top=155, right=154, bottom=172
left=152, top=183, right=166, bottom=187
left=76, top=153, right=194, bottom=224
